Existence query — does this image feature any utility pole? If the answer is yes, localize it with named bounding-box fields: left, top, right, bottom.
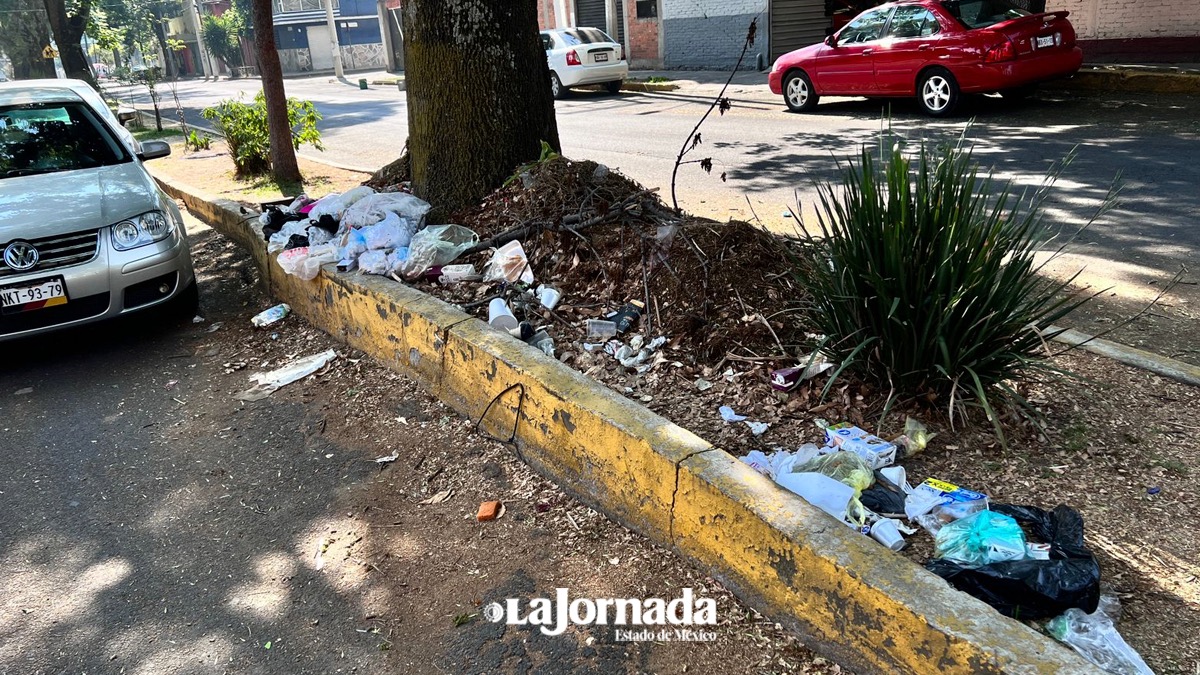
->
left=323, top=0, right=344, bottom=78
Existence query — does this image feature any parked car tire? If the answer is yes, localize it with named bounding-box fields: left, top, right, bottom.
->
left=918, top=68, right=960, bottom=117
left=783, top=70, right=819, bottom=113
left=169, top=281, right=200, bottom=318
left=550, top=72, right=567, bottom=100
left=604, top=80, right=622, bottom=94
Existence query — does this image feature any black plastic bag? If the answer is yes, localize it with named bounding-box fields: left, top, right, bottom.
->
left=925, top=504, right=1100, bottom=620
left=861, top=470, right=907, bottom=516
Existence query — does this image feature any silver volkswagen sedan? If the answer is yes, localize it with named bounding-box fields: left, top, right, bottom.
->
left=0, top=80, right=195, bottom=341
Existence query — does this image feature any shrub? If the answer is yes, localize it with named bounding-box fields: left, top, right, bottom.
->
left=201, top=93, right=323, bottom=176
left=185, top=130, right=212, bottom=151
left=793, top=136, right=1109, bottom=437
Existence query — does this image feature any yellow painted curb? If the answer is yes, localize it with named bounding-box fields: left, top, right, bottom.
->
left=157, top=174, right=1101, bottom=674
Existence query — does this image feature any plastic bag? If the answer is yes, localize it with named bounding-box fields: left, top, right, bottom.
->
left=1048, top=595, right=1155, bottom=675
left=237, top=349, right=337, bottom=401
left=893, top=416, right=934, bottom=459
left=789, top=452, right=875, bottom=525
left=398, top=224, right=478, bottom=279
left=307, top=193, right=347, bottom=220
left=306, top=224, right=334, bottom=246
left=268, top=220, right=310, bottom=254
left=361, top=212, right=411, bottom=250
left=925, top=504, right=1101, bottom=620
left=357, top=249, right=390, bottom=275
left=387, top=247, right=410, bottom=275
left=339, top=185, right=375, bottom=208
left=776, top=472, right=858, bottom=523
left=742, top=444, right=821, bottom=480
left=483, top=240, right=535, bottom=285
left=934, top=510, right=1027, bottom=568
left=341, top=192, right=432, bottom=230
left=860, top=472, right=908, bottom=517
left=338, top=227, right=367, bottom=260
left=277, top=244, right=336, bottom=281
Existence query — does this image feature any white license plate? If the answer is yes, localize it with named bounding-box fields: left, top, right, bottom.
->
left=0, top=277, right=68, bottom=312
left=1036, top=35, right=1055, bottom=48
left=594, top=53, right=609, bottom=62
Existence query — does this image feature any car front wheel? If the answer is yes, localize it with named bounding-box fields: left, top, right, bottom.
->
left=550, top=73, right=567, bottom=100
left=918, top=69, right=960, bottom=117
left=783, top=70, right=818, bottom=113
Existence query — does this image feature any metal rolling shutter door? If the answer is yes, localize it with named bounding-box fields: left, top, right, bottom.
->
left=770, top=0, right=830, bottom=61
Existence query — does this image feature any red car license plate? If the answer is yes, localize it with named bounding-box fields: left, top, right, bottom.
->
left=1036, top=35, right=1055, bottom=48
left=0, top=276, right=69, bottom=313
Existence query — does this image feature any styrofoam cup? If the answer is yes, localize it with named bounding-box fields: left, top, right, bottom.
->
left=488, top=298, right=518, bottom=331
left=869, top=519, right=906, bottom=551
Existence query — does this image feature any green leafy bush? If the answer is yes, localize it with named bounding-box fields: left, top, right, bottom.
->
left=201, top=10, right=246, bottom=69
left=185, top=130, right=212, bottom=151
left=201, top=93, right=323, bottom=176
left=794, top=136, right=1109, bottom=436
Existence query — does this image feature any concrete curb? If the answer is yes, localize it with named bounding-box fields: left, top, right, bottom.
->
left=1056, top=67, right=1200, bottom=95
left=577, top=81, right=681, bottom=93
left=157, top=173, right=1101, bottom=675
left=1047, top=325, right=1200, bottom=387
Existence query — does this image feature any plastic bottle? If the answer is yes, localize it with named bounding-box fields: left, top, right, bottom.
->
left=251, top=304, right=290, bottom=328
left=609, top=300, right=645, bottom=334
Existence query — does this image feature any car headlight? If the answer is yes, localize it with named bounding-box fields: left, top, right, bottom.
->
left=110, top=210, right=174, bottom=251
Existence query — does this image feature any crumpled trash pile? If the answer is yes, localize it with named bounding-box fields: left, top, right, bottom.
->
left=742, top=419, right=1153, bottom=675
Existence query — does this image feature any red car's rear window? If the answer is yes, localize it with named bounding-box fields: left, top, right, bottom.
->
left=944, top=0, right=1032, bottom=29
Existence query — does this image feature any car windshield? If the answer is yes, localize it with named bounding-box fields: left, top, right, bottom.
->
left=0, top=101, right=129, bottom=179
left=558, top=28, right=614, bottom=46
left=945, top=0, right=1031, bottom=29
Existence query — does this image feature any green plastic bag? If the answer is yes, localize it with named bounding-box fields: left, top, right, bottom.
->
left=934, top=509, right=1027, bottom=568
left=792, top=452, right=875, bottom=525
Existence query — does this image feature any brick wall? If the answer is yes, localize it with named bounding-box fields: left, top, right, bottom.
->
left=661, top=0, right=766, bottom=68
left=624, top=0, right=662, bottom=67
left=1046, top=0, right=1200, bottom=40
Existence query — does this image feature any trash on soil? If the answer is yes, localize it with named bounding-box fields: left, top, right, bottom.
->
left=609, top=300, right=645, bottom=334
left=719, top=405, right=747, bottom=422
left=892, top=416, right=934, bottom=459
left=586, top=319, right=617, bottom=340
left=1048, top=594, right=1155, bottom=675
left=741, top=444, right=821, bottom=479
left=488, top=298, right=519, bottom=332
left=925, top=504, right=1101, bottom=620
left=360, top=212, right=412, bottom=250
left=419, top=489, right=453, bottom=505
left=237, top=349, right=337, bottom=401
left=398, top=224, right=478, bottom=279
left=789, top=451, right=876, bottom=525
left=277, top=244, right=337, bottom=281
left=439, top=264, right=479, bottom=284
left=934, top=509, right=1027, bottom=567
left=694, top=378, right=713, bottom=391
left=776, top=472, right=857, bottom=522
left=878, top=466, right=913, bottom=494
left=904, top=478, right=989, bottom=534
left=865, top=517, right=906, bottom=551
left=536, top=284, right=561, bottom=310
left=860, top=475, right=908, bottom=517
left=769, top=356, right=834, bottom=391
left=477, top=500, right=503, bottom=522
left=341, top=191, right=432, bottom=230
left=251, top=304, right=291, bottom=328
left=192, top=315, right=204, bottom=323
left=374, top=451, right=399, bottom=464
left=483, top=240, right=535, bottom=285
left=825, top=423, right=897, bottom=469
left=745, top=421, right=769, bottom=436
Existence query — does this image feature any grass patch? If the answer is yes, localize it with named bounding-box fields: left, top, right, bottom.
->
left=133, top=128, right=184, bottom=142
left=631, top=76, right=672, bottom=84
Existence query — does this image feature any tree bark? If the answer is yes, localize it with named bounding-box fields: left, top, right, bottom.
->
left=250, top=0, right=302, bottom=184
left=41, top=0, right=97, bottom=87
left=402, top=0, right=560, bottom=219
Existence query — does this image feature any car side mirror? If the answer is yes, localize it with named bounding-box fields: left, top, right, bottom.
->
left=139, top=140, right=171, bottom=161
left=826, top=34, right=838, bottom=48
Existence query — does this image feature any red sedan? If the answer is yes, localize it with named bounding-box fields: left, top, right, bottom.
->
left=768, top=0, right=1084, bottom=116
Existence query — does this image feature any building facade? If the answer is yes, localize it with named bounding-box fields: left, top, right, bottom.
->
left=537, top=0, right=664, bottom=69
left=271, top=0, right=393, bottom=74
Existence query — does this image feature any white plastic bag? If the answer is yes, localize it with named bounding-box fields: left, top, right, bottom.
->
left=267, top=220, right=310, bottom=254
left=776, top=472, right=857, bottom=522
left=237, top=349, right=337, bottom=401
left=307, top=193, right=347, bottom=220
left=357, top=249, right=390, bottom=275
left=387, top=247, right=410, bottom=274
left=1048, top=595, right=1155, bottom=675
left=361, top=212, right=411, bottom=250
left=339, top=185, right=375, bottom=208
left=298, top=243, right=338, bottom=280
left=341, top=192, right=432, bottom=230
left=306, top=224, right=334, bottom=246
left=398, top=224, right=479, bottom=279
left=483, top=240, right=535, bottom=285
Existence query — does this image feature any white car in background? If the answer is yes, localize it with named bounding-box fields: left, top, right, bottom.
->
left=541, top=27, right=628, bottom=99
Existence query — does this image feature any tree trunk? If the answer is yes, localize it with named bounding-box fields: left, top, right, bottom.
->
left=402, top=0, right=560, bottom=219
left=41, top=0, right=97, bottom=87
left=250, top=0, right=302, bottom=184
left=152, top=19, right=177, bottom=79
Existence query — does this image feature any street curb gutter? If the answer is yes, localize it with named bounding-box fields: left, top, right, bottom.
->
left=1058, top=68, right=1200, bottom=95
left=1048, top=325, right=1200, bottom=387
left=158, top=174, right=1100, bottom=675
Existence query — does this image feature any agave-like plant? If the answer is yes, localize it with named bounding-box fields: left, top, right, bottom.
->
left=794, top=133, right=1117, bottom=440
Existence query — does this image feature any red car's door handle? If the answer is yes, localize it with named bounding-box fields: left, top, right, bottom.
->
left=918, top=44, right=932, bottom=51
left=862, top=48, right=873, bottom=55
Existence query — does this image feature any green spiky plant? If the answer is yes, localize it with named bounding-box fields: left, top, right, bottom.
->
left=792, top=133, right=1117, bottom=442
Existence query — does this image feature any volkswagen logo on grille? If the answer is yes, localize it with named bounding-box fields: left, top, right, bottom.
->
left=3, top=241, right=39, bottom=271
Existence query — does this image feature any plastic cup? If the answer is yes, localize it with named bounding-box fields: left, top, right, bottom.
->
left=488, top=298, right=519, bottom=332
left=869, top=519, right=905, bottom=551
left=537, top=285, right=562, bottom=310
left=586, top=319, right=617, bottom=340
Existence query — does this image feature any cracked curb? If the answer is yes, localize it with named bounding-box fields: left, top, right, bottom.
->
left=157, top=173, right=1101, bottom=674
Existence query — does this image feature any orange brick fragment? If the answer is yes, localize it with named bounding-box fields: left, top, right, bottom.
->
left=477, top=500, right=502, bottom=522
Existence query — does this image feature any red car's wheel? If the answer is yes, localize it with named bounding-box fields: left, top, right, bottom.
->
left=918, top=68, right=960, bottom=117
left=783, top=70, right=819, bottom=113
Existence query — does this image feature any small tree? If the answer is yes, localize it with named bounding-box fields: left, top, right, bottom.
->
left=201, top=8, right=245, bottom=70
left=201, top=93, right=322, bottom=176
